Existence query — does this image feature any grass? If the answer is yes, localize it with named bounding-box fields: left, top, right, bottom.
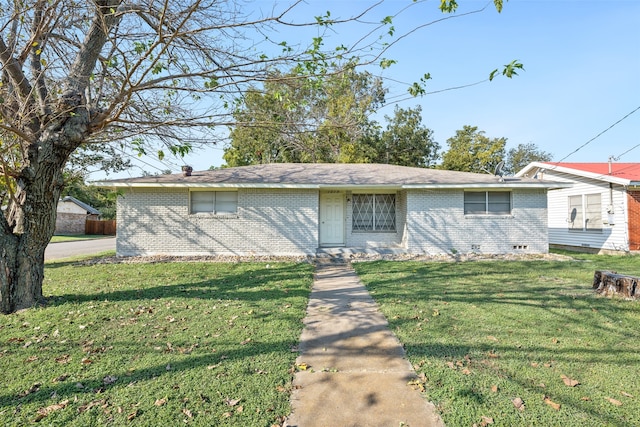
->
left=50, top=235, right=111, bottom=243
left=0, top=259, right=314, bottom=426
left=352, top=252, right=640, bottom=426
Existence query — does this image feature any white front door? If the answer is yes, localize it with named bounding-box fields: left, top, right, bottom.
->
left=319, top=192, right=345, bottom=246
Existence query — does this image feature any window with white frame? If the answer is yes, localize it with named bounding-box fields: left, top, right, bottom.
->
left=568, top=193, right=601, bottom=230
left=352, top=194, right=396, bottom=232
left=464, top=191, right=511, bottom=215
left=190, top=191, right=238, bottom=214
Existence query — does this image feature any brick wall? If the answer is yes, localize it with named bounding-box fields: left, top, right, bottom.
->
left=55, top=212, right=87, bottom=235
left=405, top=189, right=549, bottom=254
left=116, top=187, right=549, bottom=257
left=116, top=187, right=318, bottom=256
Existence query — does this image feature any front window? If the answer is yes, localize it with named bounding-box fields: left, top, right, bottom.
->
left=352, top=194, right=396, bottom=232
left=569, top=193, right=601, bottom=230
left=190, top=191, right=238, bottom=214
left=464, top=191, right=511, bottom=215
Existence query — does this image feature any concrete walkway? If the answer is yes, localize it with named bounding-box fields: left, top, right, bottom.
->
left=286, top=260, right=444, bottom=427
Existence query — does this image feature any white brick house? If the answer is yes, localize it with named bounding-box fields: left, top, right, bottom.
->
left=99, top=163, right=566, bottom=257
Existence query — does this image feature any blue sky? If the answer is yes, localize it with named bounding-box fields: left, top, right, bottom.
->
left=99, top=0, right=640, bottom=178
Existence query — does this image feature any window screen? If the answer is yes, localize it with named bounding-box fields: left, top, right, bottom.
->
left=352, top=194, right=395, bottom=232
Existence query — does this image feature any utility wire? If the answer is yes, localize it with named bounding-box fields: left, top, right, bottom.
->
left=557, top=105, right=640, bottom=162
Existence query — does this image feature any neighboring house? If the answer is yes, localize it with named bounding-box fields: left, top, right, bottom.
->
left=517, top=162, right=640, bottom=253
left=55, top=196, right=101, bottom=235
left=98, top=163, right=566, bottom=257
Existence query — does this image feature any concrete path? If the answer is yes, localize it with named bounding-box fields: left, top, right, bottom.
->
left=45, top=237, right=116, bottom=261
left=286, top=260, right=444, bottom=427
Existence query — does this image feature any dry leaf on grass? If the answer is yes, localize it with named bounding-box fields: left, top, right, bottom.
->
left=491, top=385, right=499, bottom=393
left=155, top=398, right=167, bottom=406
left=224, top=398, right=240, bottom=407
left=182, top=408, right=193, bottom=418
left=512, top=397, right=525, bottom=411
left=561, top=375, right=580, bottom=387
left=606, top=397, right=623, bottom=406
left=544, top=396, right=561, bottom=410
left=480, top=415, right=494, bottom=426
left=34, top=399, right=69, bottom=421
left=127, top=410, right=139, bottom=421
left=620, top=391, right=634, bottom=398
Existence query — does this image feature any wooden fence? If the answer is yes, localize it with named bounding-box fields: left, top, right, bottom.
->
left=85, top=219, right=116, bottom=236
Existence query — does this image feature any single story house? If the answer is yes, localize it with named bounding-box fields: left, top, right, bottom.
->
left=98, top=163, right=567, bottom=257
left=516, top=162, right=640, bottom=253
left=55, top=196, right=101, bottom=235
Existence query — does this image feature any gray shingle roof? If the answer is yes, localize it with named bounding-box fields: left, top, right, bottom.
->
left=97, top=163, right=566, bottom=189
left=61, top=196, right=101, bottom=215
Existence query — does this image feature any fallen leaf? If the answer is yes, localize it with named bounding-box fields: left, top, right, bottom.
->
left=551, top=338, right=559, bottom=344
left=240, top=338, right=251, bottom=345
left=607, top=397, right=623, bottom=406
left=561, top=375, right=580, bottom=387
left=296, top=362, right=309, bottom=371
left=581, top=396, right=591, bottom=401
left=487, top=351, right=499, bottom=359
left=480, top=415, right=494, bottom=425
left=182, top=408, right=193, bottom=418
left=512, top=397, right=525, bottom=411
left=155, top=398, right=167, bottom=406
left=55, top=354, right=71, bottom=364
left=222, top=411, right=233, bottom=418
left=446, top=361, right=456, bottom=370
left=127, top=410, right=138, bottom=421
left=544, top=396, right=561, bottom=410
left=530, top=362, right=539, bottom=368
left=19, top=383, right=41, bottom=397
left=35, top=399, right=69, bottom=421
left=461, top=368, right=472, bottom=375
left=81, top=357, right=93, bottom=365
left=52, top=374, right=69, bottom=383
left=224, top=398, right=240, bottom=407
left=487, top=335, right=499, bottom=342
left=621, top=391, right=634, bottom=398
left=236, top=405, right=244, bottom=413
left=491, top=385, right=499, bottom=393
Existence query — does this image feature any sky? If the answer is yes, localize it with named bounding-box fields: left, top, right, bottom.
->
left=95, top=0, right=640, bottom=179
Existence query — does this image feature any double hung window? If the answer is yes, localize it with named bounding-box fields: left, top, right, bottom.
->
left=190, top=191, right=238, bottom=214
left=464, top=191, right=511, bottom=215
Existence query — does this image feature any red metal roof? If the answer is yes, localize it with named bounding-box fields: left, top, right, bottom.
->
left=543, top=162, right=640, bottom=182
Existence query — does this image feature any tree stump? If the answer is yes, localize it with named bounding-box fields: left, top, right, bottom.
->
left=593, top=270, right=640, bottom=299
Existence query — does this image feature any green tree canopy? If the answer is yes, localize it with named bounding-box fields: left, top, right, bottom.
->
left=504, top=142, right=553, bottom=175
left=440, top=125, right=506, bottom=173
left=224, top=64, right=385, bottom=166
left=373, top=105, right=440, bottom=167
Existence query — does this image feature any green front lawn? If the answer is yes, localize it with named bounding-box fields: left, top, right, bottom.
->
left=352, top=253, right=640, bottom=426
left=0, top=261, right=313, bottom=426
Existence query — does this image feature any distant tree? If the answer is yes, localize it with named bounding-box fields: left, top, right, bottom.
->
left=61, top=175, right=119, bottom=220
left=440, top=126, right=506, bottom=173
left=224, top=64, right=385, bottom=166
left=373, top=105, right=439, bottom=167
left=505, top=143, right=552, bottom=175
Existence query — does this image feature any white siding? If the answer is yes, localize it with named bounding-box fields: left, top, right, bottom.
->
left=544, top=171, right=629, bottom=251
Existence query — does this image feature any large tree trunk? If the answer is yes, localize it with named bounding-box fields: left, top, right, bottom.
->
left=0, top=140, right=71, bottom=314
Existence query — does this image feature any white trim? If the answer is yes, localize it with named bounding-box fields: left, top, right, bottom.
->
left=517, top=162, right=637, bottom=186
left=96, top=181, right=565, bottom=190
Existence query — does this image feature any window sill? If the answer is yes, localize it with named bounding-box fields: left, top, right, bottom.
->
left=352, top=230, right=397, bottom=234
left=190, top=213, right=239, bottom=219
left=464, top=214, right=513, bottom=218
